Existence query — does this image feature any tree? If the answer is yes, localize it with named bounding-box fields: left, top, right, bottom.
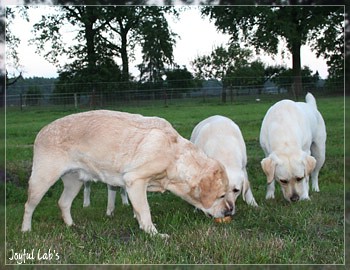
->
left=165, top=66, right=198, bottom=97
left=138, top=7, right=177, bottom=82
left=202, top=6, right=344, bottom=99
left=102, top=6, right=177, bottom=82
left=31, top=6, right=115, bottom=86
left=5, top=7, right=28, bottom=86
left=224, top=60, right=266, bottom=95
left=191, top=43, right=253, bottom=102
left=55, top=57, right=122, bottom=95
left=270, top=65, right=321, bottom=93
left=30, top=6, right=177, bottom=85
left=192, top=43, right=252, bottom=80
left=3, top=7, right=30, bottom=106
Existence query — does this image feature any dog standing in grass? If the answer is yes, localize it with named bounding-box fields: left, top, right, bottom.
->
left=21, top=110, right=235, bottom=237
left=259, top=93, right=326, bottom=202
left=190, top=115, right=258, bottom=212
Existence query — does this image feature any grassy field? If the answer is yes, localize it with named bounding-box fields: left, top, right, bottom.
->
left=5, top=95, right=344, bottom=265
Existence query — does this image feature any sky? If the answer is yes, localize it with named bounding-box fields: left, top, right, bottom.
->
left=5, top=4, right=330, bottom=79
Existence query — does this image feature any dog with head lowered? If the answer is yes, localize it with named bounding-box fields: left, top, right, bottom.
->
left=21, top=110, right=234, bottom=237
left=190, top=115, right=258, bottom=212
left=259, top=93, right=326, bottom=202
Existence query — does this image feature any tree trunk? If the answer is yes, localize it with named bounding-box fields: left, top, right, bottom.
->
left=291, top=41, right=302, bottom=101
left=290, top=4, right=302, bottom=101
left=120, top=28, right=129, bottom=82
left=84, top=7, right=97, bottom=84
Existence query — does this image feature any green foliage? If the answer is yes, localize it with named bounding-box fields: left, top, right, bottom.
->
left=202, top=6, right=343, bottom=60
left=270, top=66, right=322, bottom=93
left=307, top=6, right=345, bottom=80
left=224, top=60, right=266, bottom=93
left=191, top=43, right=253, bottom=80
left=54, top=58, right=122, bottom=96
left=138, top=7, right=178, bottom=82
left=6, top=77, right=57, bottom=95
left=165, top=66, right=199, bottom=95
left=201, top=6, right=344, bottom=97
left=29, top=6, right=177, bottom=85
left=5, top=6, right=29, bottom=73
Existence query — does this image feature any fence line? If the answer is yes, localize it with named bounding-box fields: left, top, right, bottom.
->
left=6, top=79, right=344, bottom=110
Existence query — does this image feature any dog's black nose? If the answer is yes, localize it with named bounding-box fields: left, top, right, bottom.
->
left=290, top=194, right=300, bottom=202
left=224, top=203, right=235, bottom=216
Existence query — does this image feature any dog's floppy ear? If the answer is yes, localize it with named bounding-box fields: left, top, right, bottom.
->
left=261, top=156, right=276, bottom=184
left=195, top=168, right=224, bottom=209
left=304, top=155, right=316, bottom=176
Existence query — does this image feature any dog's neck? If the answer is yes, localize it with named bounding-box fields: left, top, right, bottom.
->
left=162, top=139, right=212, bottom=205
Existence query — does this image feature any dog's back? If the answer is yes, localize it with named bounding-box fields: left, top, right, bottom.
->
left=260, top=93, right=325, bottom=154
left=297, top=93, right=326, bottom=144
left=191, top=115, right=246, bottom=168
left=191, top=115, right=258, bottom=207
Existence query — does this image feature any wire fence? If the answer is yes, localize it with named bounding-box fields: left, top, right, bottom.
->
left=6, top=79, right=344, bottom=111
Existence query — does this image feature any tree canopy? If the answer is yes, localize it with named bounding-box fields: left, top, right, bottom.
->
left=191, top=43, right=253, bottom=80
left=29, top=6, right=177, bottom=86
left=202, top=5, right=344, bottom=99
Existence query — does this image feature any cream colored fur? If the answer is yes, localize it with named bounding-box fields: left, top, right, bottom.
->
left=260, top=93, right=326, bottom=202
left=190, top=115, right=258, bottom=212
left=21, top=110, right=235, bottom=237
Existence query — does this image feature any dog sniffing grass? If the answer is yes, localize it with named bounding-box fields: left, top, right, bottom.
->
left=5, top=95, right=344, bottom=264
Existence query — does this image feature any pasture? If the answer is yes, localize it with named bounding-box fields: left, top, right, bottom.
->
left=5, top=95, right=344, bottom=265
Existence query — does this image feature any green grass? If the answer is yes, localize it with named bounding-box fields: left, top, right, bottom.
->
left=5, top=96, right=344, bottom=264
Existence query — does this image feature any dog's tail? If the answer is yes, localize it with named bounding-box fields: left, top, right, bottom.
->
left=305, top=92, right=317, bottom=109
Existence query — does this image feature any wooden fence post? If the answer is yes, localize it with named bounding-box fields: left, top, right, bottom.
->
left=74, top=93, right=78, bottom=110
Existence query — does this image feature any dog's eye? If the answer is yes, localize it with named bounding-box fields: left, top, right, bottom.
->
left=296, top=177, right=303, bottom=182
left=279, top=179, right=288, bottom=184
left=219, top=194, right=225, bottom=199
left=233, top=188, right=240, bottom=193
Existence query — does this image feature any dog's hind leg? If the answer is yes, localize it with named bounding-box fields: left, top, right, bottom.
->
left=106, top=185, right=116, bottom=216
left=310, top=141, right=326, bottom=192
left=310, top=113, right=326, bottom=192
left=83, top=181, right=91, bottom=207
left=58, top=172, right=83, bottom=226
left=22, top=169, right=62, bottom=232
left=121, top=187, right=129, bottom=205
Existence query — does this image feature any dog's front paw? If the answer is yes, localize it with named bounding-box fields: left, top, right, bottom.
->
left=265, top=192, right=275, bottom=200
left=21, top=224, right=31, bottom=232
left=158, top=233, right=170, bottom=239
left=300, top=195, right=311, bottom=201
left=106, top=209, right=114, bottom=216
left=248, top=199, right=259, bottom=207
left=312, top=186, right=320, bottom=192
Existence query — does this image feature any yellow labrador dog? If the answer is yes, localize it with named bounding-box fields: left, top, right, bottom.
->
left=190, top=115, right=258, bottom=212
left=21, top=110, right=234, bottom=237
left=260, top=93, right=326, bottom=202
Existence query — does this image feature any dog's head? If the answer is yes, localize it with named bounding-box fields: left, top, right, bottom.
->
left=188, top=161, right=235, bottom=218
left=261, top=151, right=316, bottom=202
left=167, top=143, right=235, bottom=218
